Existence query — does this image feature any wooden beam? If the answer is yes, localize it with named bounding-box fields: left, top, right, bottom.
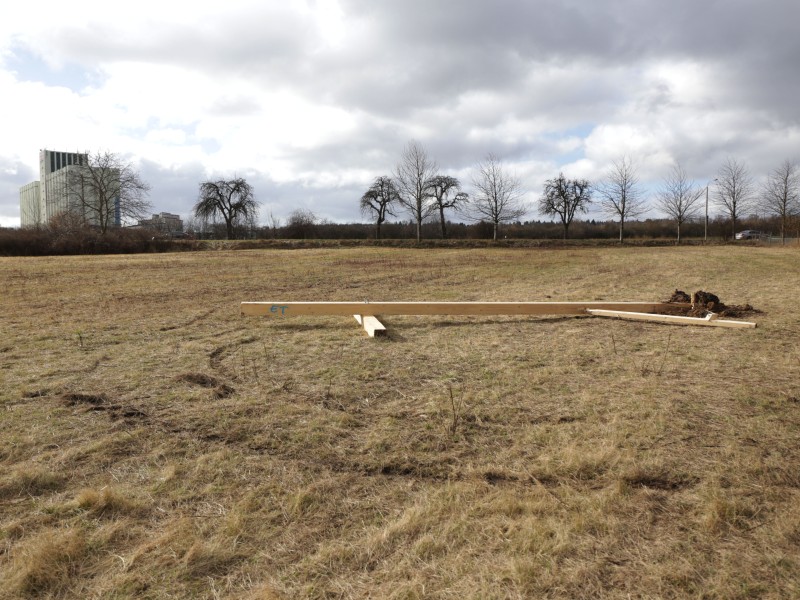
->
left=354, top=315, right=387, bottom=337
left=241, top=301, right=688, bottom=317
left=585, top=309, right=756, bottom=328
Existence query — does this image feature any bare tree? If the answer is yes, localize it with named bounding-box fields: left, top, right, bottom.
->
left=266, top=211, right=282, bottom=239
left=596, top=156, right=647, bottom=243
left=762, top=159, right=799, bottom=244
left=394, top=141, right=438, bottom=242
left=65, top=150, right=151, bottom=233
left=714, top=158, right=755, bottom=239
left=656, top=163, right=703, bottom=244
left=285, top=208, right=317, bottom=239
left=193, top=178, right=258, bottom=240
left=467, top=153, right=526, bottom=240
left=538, top=173, right=592, bottom=240
left=426, top=175, right=467, bottom=239
left=360, top=176, right=400, bottom=240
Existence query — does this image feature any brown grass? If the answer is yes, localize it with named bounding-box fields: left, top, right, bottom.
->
left=1, top=246, right=799, bottom=598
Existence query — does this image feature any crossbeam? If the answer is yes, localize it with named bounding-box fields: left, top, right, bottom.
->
left=241, top=301, right=686, bottom=317
left=354, top=314, right=387, bottom=337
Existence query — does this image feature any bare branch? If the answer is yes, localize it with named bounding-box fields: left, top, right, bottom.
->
left=596, top=156, right=647, bottom=243
left=656, top=163, right=703, bottom=244
left=394, top=141, right=438, bottom=242
left=714, top=158, right=755, bottom=239
left=538, top=172, right=592, bottom=240
left=426, top=175, right=466, bottom=239
left=761, top=159, right=799, bottom=243
left=194, top=178, right=258, bottom=240
left=360, top=176, right=400, bottom=240
left=64, top=150, right=151, bottom=234
left=466, top=153, right=526, bottom=241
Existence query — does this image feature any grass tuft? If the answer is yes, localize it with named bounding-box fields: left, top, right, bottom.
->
left=4, top=528, right=88, bottom=596
left=0, top=467, right=65, bottom=499
left=73, top=488, right=145, bottom=518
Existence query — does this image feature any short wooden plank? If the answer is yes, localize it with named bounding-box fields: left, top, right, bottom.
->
left=361, top=315, right=387, bottom=337
left=242, top=301, right=687, bottom=317
left=586, top=309, right=756, bottom=328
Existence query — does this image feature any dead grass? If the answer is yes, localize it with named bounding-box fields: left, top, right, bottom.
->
left=1, top=246, right=799, bottom=598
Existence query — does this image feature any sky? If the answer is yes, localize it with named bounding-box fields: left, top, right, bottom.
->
left=2, top=0, right=799, bottom=227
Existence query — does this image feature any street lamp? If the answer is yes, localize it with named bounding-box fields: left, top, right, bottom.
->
left=705, top=178, right=718, bottom=242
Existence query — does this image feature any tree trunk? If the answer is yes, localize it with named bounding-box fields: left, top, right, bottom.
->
left=416, top=217, right=421, bottom=242
left=375, top=220, right=382, bottom=240
left=676, top=222, right=681, bottom=245
left=493, top=221, right=498, bottom=241
left=619, top=219, right=625, bottom=244
left=439, top=206, right=447, bottom=239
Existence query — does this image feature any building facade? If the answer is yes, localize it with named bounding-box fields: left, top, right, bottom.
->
left=137, top=212, right=184, bottom=234
left=19, top=150, right=121, bottom=229
left=19, top=181, right=42, bottom=228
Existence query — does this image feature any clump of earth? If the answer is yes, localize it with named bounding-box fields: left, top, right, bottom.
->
left=667, top=289, right=759, bottom=318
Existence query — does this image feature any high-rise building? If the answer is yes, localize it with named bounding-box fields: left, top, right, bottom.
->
left=19, top=150, right=120, bottom=228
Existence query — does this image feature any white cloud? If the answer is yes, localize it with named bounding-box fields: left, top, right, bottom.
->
left=2, top=0, right=800, bottom=227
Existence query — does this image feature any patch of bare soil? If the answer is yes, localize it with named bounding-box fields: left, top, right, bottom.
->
left=178, top=372, right=219, bottom=387
left=61, top=393, right=107, bottom=406
left=177, top=372, right=236, bottom=398
left=60, top=393, right=148, bottom=421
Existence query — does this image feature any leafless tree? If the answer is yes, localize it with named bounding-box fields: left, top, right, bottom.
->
left=65, top=150, right=151, bottom=233
left=426, top=175, right=467, bottom=239
left=394, top=141, right=438, bottom=242
left=285, top=208, right=317, bottom=239
left=596, top=156, right=647, bottom=243
left=656, top=163, right=703, bottom=244
left=266, top=211, right=282, bottom=239
left=360, top=176, right=400, bottom=240
left=714, top=158, right=755, bottom=239
left=762, top=159, right=799, bottom=244
left=466, top=153, right=526, bottom=240
left=538, top=173, right=592, bottom=240
left=194, top=178, right=258, bottom=240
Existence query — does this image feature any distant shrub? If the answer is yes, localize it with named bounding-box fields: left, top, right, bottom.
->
left=0, top=226, right=183, bottom=256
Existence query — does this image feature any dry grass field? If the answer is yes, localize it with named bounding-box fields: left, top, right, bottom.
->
left=1, top=245, right=799, bottom=599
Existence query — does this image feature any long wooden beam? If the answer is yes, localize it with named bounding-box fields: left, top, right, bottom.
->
left=585, top=309, right=756, bottom=328
left=241, top=301, right=688, bottom=317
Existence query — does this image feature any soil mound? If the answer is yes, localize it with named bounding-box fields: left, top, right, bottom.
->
left=666, top=289, right=759, bottom=318
left=668, top=289, right=691, bottom=304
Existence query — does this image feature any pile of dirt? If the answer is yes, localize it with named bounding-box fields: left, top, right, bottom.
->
left=687, top=290, right=721, bottom=317
left=668, top=289, right=692, bottom=304
left=667, top=289, right=759, bottom=318
left=716, top=303, right=759, bottom=318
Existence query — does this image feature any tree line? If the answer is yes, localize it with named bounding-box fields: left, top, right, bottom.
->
left=356, top=144, right=800, bottom=244
left=20, top=148, right=799, bottom=244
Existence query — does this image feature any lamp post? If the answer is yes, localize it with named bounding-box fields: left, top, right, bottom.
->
left=705, top=178, right=717, bottom=243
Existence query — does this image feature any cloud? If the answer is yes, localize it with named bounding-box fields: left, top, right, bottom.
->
left=2, top=0, right=800, bottom=227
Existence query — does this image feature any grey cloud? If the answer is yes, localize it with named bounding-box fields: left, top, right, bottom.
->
left=0, top=155, right=37, bottom=224
left=137, top=160, right=207, bottom=220
left=24, top=0, right=800, bottom=124
left=6, top=0, right=800, bottom=226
